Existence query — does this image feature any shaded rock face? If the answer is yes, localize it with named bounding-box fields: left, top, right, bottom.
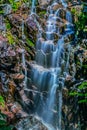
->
left=6, top=12, right=36, bottom=60
left=25, top=15, right=38, bottom=42
left=16, top=116, right=48, bottom=130
left=0, top=35, right=33, bottom=125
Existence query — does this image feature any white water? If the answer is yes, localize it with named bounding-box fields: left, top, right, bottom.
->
left=32, top=8, right=64, bottom=130
left=60, top=0, right=67, bottom=8
left=22, top=50, right=27, bottom=88
left=31, top=0, right=36, bottom=14
left=22, top=19, right=26, bottom=40
left=66, top=10, right=72, bottom=23
left=29, top=0, right=73, bottom=130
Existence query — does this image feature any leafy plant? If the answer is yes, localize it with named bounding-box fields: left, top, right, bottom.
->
left=6, top=21, right=11, bottom=30
left=0, top=95, right=5, bottom=107
left=0, top=113, right=14, bottom=130
left=26, top=38, right=34, bottom=47
left=6, top=31, right=15, bottom=44
left=8, top=0, right=21, bottom=11
left=38, top=10, right=46, bottom=17
left=0, top=96, right=15, bottom=130
left=0, top=10, right=4, bottom=14
left=71, top=5, right=87, bottom=37
left=70, top=81, right=87, bottom=103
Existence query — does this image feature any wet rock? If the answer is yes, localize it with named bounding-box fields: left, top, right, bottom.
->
left=12, top=74, right=24, bottom=83
left=0, top=35, right=7, bottom=49
left=16, top=116, right=48, bottom=130
left=3, top=4, right=12, bottom=15
left=63, top=87, right=69, bottom=100
left=8, top=81, right=16, bottom=95
left=25, top=15, right=38, bottom=42
left=19, top=90, right=30, bottom=103
left=38, top=0, right=52, bottom=7
left=52, top=3, right=61, bottom=11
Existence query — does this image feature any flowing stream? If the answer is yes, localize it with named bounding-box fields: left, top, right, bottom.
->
left=28, top=0, right=74, bottom=130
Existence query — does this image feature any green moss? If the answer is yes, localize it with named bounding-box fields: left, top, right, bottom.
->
left=6, top=31, right=15, bottom=45
left=71, top=8, right=76, bottom=14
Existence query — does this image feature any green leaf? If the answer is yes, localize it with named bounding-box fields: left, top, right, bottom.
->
left=0, top=10, right=4, bottom=14
left=0, top=113, right=7, bottom=119
left=0, top=125, right=14, bottom=130
left=26, top=38, right=34, bottom=47
left=78, top=99, right=87, bottom=103
left=78, top=82, right=87, bottom=89
left=0, top=96, right=5, bottom=107
left=0, top=120, right=7, bottom=126
left=69, top=92, right=78, bottom=96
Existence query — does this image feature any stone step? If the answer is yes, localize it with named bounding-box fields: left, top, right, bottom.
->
left=29, top=62, right=61, bottom=74
left=28, top=62, right=61, bottom=90
left=36, top=38, right=56, bottom=53
left=41, top=31, right=59, bottom=41
left=35, top=49, right=64, bottom=68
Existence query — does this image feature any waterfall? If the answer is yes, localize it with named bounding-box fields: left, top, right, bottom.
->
left=22, top=19, right=26, bottom=40
left=22, top=50, right=27, bottom=88
left=60, top=0, right=67, bottom=8
left=29, top=1, right=74, bottom=130
left=66, top=10, right=72, bottom=23
left=31, top=0, right=36, bottom=14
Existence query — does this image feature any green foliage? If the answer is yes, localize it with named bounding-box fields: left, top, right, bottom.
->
left=6, top=31, right=15, bottom=44
left=71, top=5, right=87, bottom=36
left=0, top=0, right=4, bottom=4
left=0, top=96, right=5, bottom=107
left=26, top=38, right=34, bottom=47
left=6, top=21, right=11, bottom=30
left=70, top=81, right=87, bottom=103
left=0, top=10, right=4, bottom=14
left=0, top=96, right=14, bottom=130
left=82, top=64, right=87, bottom=69
left=71, top=8, right=76, bottom=14
left=0, top=113, right=14, bottom=130
left=75, top=12, right=87, bottom=31
left=8, top=0, right=21, bottom=11
left=39, top=10, right=46, bottom=17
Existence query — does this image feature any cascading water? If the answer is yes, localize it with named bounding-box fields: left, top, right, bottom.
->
left=22, top=49, right=27, bottom=88
left=22, top=19, right=26, bottom=40
left=31, top=0, right=36, bottom=14
left=28, top=0, right=74, bottom=130
left=60, top=0, right=67, bottom=8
